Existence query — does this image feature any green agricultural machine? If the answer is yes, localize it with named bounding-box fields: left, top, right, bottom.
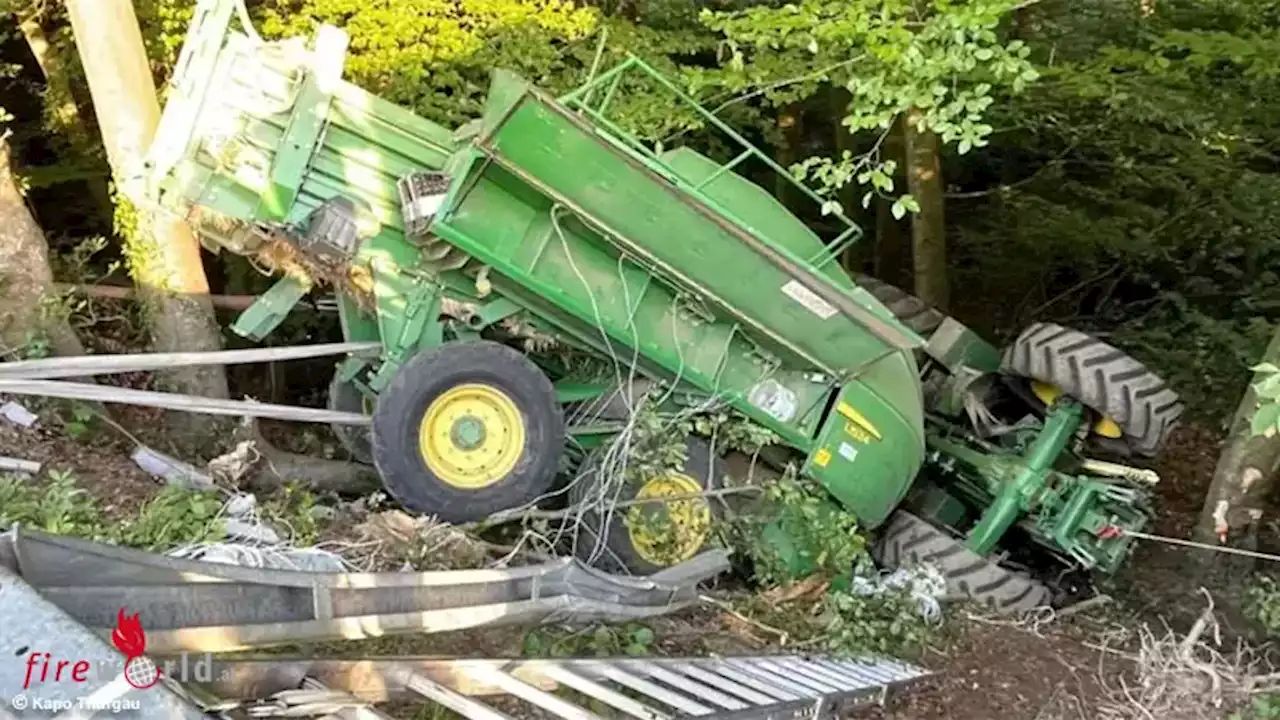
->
left=143, top=0, right=1184, bottom=613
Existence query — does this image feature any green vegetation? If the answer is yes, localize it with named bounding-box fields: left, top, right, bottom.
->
left=0, top=470, right=224, bottom=549
left=0, top=471, right=328, bottom=551
left=1245, top=573, right=1280, bottom=636
left=521, top=623, right=656, bottom=658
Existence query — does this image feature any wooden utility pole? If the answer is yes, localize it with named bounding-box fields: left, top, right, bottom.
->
left=63, top=0, right=229, bottom=441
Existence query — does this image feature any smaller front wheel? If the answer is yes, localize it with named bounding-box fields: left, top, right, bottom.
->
left=371, top=341, right=564, bottom=524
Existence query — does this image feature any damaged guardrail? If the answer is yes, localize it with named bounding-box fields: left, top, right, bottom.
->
left=0, top=527, right=730, bottom=654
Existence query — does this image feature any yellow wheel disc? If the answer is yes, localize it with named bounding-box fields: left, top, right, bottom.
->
left=1030, top=381, right=1124, bottom=439
left=625, top=472, right=712, bottom=567
left=418, top=384, right=526, bottom=489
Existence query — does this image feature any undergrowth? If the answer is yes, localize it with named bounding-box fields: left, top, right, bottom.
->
left=0, top=470, right=225, bottom=549
left=0, top=471, right=327, bottom=551
left=1244, top=574, right=1280, bottom=637
left=521, top=623, right=656, bottom=658
left=725, top=475, right=940, bottom=658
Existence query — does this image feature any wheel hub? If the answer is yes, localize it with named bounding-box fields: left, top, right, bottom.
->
left=418, top=384, right=526, bottom=489
left=449, top=416, right=487, bottom=450
left=626, top=473, right=712, bottom=567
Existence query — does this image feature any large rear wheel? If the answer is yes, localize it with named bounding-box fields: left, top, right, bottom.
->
left=371, top=341, right=564, bottom=523
left=873, top=511, right=1051, bottom=615
left=1000, top=322, right=1183, bottom=457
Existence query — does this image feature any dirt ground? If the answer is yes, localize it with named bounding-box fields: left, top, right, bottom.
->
left=0, top=405, right=1265, bottom=719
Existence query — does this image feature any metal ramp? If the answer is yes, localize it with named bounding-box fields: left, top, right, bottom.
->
left=201, top=655, right=928, bottom=719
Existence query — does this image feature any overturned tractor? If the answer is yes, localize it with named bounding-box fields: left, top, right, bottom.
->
left=141, top=0, right=1183, bottom=614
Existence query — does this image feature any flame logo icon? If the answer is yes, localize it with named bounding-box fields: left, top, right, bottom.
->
left=111, top=608, right=159, bottom=689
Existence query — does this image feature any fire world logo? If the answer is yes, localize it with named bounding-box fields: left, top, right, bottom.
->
left=110, top=608, right=160, bottom=689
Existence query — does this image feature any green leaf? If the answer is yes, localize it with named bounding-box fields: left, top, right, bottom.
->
left=891, top=198, right=906, bottom=220
left=974, top=48, right=994, bottom=61
left=630, top=627, right=655, bottom=646
left=958, top=139, right=973, bottom=154
left=900, top=195, right=920, bottom=213
left=1251, top=402, right=1280, bottom=438
left=861, top=191, right=874, bottom=209
left=1252, top=362, right=1280, bottom=374
left=1256, top=374, right=1280, bottom=400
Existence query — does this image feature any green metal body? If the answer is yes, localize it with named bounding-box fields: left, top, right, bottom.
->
left=143, top=1, right=1154, bottom=577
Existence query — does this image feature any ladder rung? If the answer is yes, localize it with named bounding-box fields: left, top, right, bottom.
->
left=461, top=664, right=603, bottom=720
left=584, top=664, right=715, bottom=716
left=534, top=665, right=672, bottom=720
left=813, top=659, right=889, bottom=688
left=783, top=659, right=865, bottom=691
left=688, top=662, right=800, bottom=703
left=831, top=659, right=905, bottom=684
left=632, top=663, right=749, bottom=711
left=667, top=663, right=776, bottom=706
left=752, top=658, right=844, bottom=694
left=404, top=672, right=514, bottom=720
left=721, top=659, right=813, bottom=700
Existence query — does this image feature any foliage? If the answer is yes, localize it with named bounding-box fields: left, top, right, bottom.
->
left=256, top=0, right=599, bottom=127
left=0, top=470, right=109, bottom=538
left=521, top=622, right=655, bottom=657
left=823, top=584, right=934, bottom=656
left=703, top=0, right=1038, bottom=215
left=259, top=481, right=330, bottom=546
left=0, top=471, right=225, bottom=549
left=943, top=0, right=1280, bottom=417
left=1231, top=694, right=1280, bottom=720
left=737, top=474, right=866, bottom=587
left=1249, top=362, right=1280, bottom=438
left=726, top=581, right=936, bottom=658
left=114, top=485, right=226, bottom=551
left=1244, top=574, right=1280, bottom=636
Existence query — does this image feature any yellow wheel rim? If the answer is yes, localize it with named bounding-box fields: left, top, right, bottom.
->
left=625, top=472, right=712, bottom=567
left=1030, top=381, right=1124, bottom=439
left=418, top=383, right=526, bottom=489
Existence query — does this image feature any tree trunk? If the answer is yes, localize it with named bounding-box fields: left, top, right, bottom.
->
left=63, top=0, right=229, bottom=446
left=903, top=107, right=950, bottom=311
left=775, top=102, right=804, bottom=211
left=17, top=7, right=116, bottom=223
left=1194, top=326, right=1280, bottom=547
left=0, top=137, right=86, bottom=360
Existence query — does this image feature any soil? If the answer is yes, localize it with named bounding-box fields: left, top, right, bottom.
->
left=848, top=422, right=1250, bottom=720
left=0, top=399, right=164, bottom=519
left=0, top=400, right=1261, bottom=719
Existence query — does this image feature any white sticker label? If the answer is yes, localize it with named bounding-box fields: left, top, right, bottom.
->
left=781, top=280, right=838, bottom=319
left=838, top=442, right=858, bottom=463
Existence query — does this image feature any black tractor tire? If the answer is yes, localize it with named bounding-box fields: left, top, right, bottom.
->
left=853, top=274, right=946, bottom=337
left=874, top=511, right=1051, bottom=615
left=1000, top=322, right=1183, bottom=457
left=569, top=436, right=722, bottom=575
left=371, top=341, right=564, bottom=524
left=328, top=372, right=374, bottom=465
